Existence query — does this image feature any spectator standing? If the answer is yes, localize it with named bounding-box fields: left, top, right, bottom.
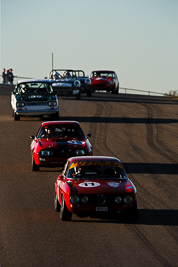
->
left=7, top=68, right=14, bottom=84
left=2, top=68, right=6, bottom=83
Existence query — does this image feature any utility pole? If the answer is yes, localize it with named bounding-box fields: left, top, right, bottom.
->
left=52, top=53, right=53, bottom=70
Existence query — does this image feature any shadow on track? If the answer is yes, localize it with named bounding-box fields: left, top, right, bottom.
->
left=59, top=116, right=178, bottom=124
left=63, top=93, right=178, bottom=105
left=124, top=163, right=178, bottom=175
left=71, top=209, right=178, bottom=226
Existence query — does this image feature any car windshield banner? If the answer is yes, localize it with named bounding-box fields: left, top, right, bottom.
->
left=70, top=161, right=123, bottom=169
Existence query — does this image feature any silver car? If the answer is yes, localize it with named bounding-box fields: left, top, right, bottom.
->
left=11, top=79, right=59, bottom=120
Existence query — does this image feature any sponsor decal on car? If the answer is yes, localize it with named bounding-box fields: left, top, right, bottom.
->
left=96, top=77, right=105, bottom=80
left=79, top=182, right=100, bottom=187
left=107, top=182, right=120, bottom=188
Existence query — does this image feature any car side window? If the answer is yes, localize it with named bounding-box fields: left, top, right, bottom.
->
left=16, top=85, right=21, bottom=94
left=13, top=86, right=17, bottom=94
left=36, top=126, right=44, bottom=138
left=63, top=161, right=70, bottom=176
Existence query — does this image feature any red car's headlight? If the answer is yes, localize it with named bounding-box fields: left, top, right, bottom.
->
left=40, top=150, right=51, bottom=156
left=115, top=196, right=122, bottom=204
left=70, top=195, right=80, bottom=204
left=81, top=196, right=89, bottom=203
left=75, top=150, right=85, bottom=156
left=124, top=195, right=133, bottom=205
left=108, top=79, right=114, bottom=84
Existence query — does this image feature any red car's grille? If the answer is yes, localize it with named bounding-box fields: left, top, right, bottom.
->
left=52, top=148, right=76, bottom=157
left=93, top=84, right=106, bottom=87
left=40, top=148, right=86, bottom=158
left=82, top=194, right=115, bottom=204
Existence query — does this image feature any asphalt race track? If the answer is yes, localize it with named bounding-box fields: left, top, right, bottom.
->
left=0, top=85, right=178, bottom=267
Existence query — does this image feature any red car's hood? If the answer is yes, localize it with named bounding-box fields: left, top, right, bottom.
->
left=67, top=179, right=134, bottom=194
left=38, top=138, right=86, bottom=149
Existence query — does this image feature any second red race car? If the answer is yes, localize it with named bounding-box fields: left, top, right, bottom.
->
left=90, top=70, right=119, bottom=94
left=30, top=121, right=92, bottom=171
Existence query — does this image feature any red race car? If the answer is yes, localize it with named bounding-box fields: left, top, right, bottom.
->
left=30, top=121, right=92, bottom=171
left=90, top=70, right=119, bottom=94
left=54, top=156, right=138, bottom=221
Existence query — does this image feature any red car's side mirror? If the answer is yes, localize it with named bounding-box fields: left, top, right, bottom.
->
left=58, top=174, right=64, bottom=180
left=87, top=133, right=91, bottom=138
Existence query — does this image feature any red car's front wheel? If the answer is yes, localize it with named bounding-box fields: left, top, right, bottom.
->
left=60, top=195, right=72, bottom=221
left=31, top=153, right=39, bottom=171
left=54, top=192, right=61, bottom=212
left=111, top=85, right=119, bottom=94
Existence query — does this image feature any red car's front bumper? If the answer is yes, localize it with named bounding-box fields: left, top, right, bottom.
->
left=67, top=200, right=137, bottom=217
left=38, top=156, right=68, bottom=167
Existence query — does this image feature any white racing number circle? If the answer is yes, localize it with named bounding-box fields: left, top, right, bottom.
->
left=79, top=182, right=100, bottom=188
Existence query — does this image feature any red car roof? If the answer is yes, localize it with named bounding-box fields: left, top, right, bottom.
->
left=68, top=156, right=121, bottom=163
left=41, top=121, right=80, bottom=126
left=91, top=70, right=115, bottom=73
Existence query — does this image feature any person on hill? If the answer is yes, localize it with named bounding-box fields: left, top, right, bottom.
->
left=7, top=68, right=14, bottom=84
left=2, top=68, right=6, bottom=83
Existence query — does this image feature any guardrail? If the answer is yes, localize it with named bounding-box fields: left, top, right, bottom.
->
left=15, top=76, right=34, bottom=79
left=120, top=87, right=165, bottom=96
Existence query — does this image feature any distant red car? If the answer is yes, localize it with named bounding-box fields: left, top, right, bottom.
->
left=54, top=156, right=138, bottom=221
left=90, top=70, right=119, bottom=94
left=30, top=121, right=92, bottom=171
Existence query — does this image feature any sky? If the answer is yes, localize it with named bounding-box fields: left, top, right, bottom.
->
left=0, top=0, right=178, bottom=95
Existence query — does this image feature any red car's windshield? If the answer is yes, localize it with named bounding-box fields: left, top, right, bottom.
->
left=38, top=125, right=85, bottom=139
left=67, top=161, right=127, bottom=179
left=92, top=72, right=115, bottom=78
